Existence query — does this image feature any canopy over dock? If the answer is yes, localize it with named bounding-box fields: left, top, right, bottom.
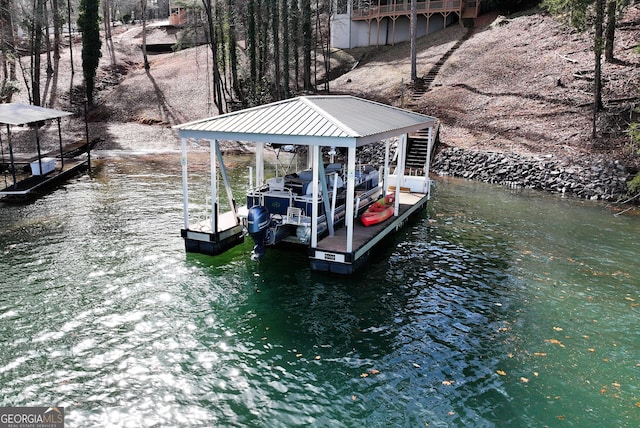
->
left=0, top=103, right=73, bottom=125
left=174, top=95, right=438, bottom=273
left=0, top=103, right=90, bottom=202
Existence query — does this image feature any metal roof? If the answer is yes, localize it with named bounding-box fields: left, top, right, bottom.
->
left=174, top=95, right=437, bottom=147
left=0, top=103, right=73, bottom=126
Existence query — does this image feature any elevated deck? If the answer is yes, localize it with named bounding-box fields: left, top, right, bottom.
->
left=351, top=0, right=480, bottom=21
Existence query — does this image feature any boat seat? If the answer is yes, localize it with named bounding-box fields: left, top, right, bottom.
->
left=267, top=176, right=286, bottom=191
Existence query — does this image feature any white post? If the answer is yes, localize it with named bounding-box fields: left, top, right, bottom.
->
left=346, top=145, right=356, bottom=252
left=307, top=144, right=314, bottom=169
left=210, top=139, right=218, bottom=233
left=383, top=138, right=391, bottom=194
left=317, top=158, right=334, bottom=236
left=395, top=134, right=407, bottom=216
left=181, top=138, right=189, bottom=229
left=256, top=142, right=265, bottom=187
left=331, top=172, right=338, bottom=226
left=426, top=126, right=434, bottom=197
left=311, top=145, right=320, bottom=248
left=215, top=140, right=238, bottom=220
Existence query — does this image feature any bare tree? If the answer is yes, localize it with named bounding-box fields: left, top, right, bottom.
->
left=410, top=0, right=417, bottom=82
left=32, top=0, right=46, bottom=106
left=593, top=0, right=604, bottom=138
left=201, top=0, right=224, bottom=113
left=301, top=0, right=311, bottom=91
left=141, top=0, right=150, bottom=70
left=103, top=0, right=117, bottom=67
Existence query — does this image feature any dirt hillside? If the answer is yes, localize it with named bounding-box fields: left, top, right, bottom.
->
left=9, top=7, right=640, bottom=166
left=330, top=7, right=640, bottom=165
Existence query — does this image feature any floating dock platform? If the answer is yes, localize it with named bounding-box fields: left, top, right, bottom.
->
left=0, top=103, right=92, bottom=202
left=174, top=95, right=438, bottom=274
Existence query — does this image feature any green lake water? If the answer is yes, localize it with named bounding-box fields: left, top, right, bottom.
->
left=1, top=152, right=638, bottom=427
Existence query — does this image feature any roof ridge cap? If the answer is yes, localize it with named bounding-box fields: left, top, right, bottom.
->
left=300, top=96, right=360, bottom=137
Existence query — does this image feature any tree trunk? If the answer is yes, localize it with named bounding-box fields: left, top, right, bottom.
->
left=141, top=0, right=150, bottom=70
left=227, top=0, right=242, bottom=103
left=48, top=0, right=62, bottom=107
left=410, top=0, right=417, bottom=82
left=604, top=0, right=616, bottom=63
left=258, top=0, right=268, bottom=80
left=103, top=0, right=117, bottom=67
left=41, top=1, right=53, bottom=106
left=302, top=0, right=312, bottom=91
left=291, top=0, right=300, bottom=91
left=67, top=0, right=74, bottom=76
left=270, top=0, right=281, bottom=99
left=247, top=0, right=257, bottom=99
left=202, top=0, right=224, bottom=114
left=592, top=0, right=604, bottom=139
left=282, top=0, right=290, bottom=97
left=32, top=0, right=45, bottom=106
left=0, top=0, right=17, bottom=80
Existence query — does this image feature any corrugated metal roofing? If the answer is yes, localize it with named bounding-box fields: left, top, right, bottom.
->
left=174, top=95, right=437, bottom=147
left=0, top=103, right=73, bottom=126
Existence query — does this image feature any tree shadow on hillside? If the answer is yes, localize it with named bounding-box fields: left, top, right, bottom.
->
left=451, top=83, right=590, bottom=108
left=144, top=69, right=183, bottom=125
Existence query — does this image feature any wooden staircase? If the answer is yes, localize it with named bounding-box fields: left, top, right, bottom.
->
left=422, top=27, right=474, bottom=90
left=406, top=125, right=439, bottom=174
left=405, top=25, right=474, bottom=109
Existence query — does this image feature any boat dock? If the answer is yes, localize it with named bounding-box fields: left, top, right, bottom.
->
left=310, top=191, right=428, bottom=273
left=174, top=95, right=438, bottom=274
left=0, top=103, right=92, bottom=202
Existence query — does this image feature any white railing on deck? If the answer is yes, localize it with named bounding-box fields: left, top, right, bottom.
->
left=352, top=0, right=463, bottom=19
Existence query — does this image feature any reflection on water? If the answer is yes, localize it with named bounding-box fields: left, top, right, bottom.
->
left=1, top=154, right=639, bottom=427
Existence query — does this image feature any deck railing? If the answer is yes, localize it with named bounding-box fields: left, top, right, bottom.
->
left=352, top=0, right=473, bottom=20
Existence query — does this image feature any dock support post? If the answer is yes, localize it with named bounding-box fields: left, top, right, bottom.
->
left=35, top=126, right=43, bottom=178
left=311, top=145, right=320, bottom=248
left=6, top=125, right=16, bottom=188
left=56, top=117, right=64, bottom=170
left=317, top=155, right=334, bottom=236
left=394, top=134, right=407, bottom=216
left=346, top=145, right=356, bottom=253
left=425, top=126, right=433, bottom=198
left=210, top=139, right=218, bottom=234
left=383, top=138, right=391, bottom=193
left=256, top=143, right=265, bottom=187
left=214, top=139, right=238, bottom=222
left=181, top=137, right=189, bottom=229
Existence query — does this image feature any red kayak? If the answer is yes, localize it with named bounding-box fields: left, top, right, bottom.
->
left=361, top=194, right=395, bottom=227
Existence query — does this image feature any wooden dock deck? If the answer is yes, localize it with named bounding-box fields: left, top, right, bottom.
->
left=0, top=159, right=88, bottom=201
left=310, top=191, right=429, bottom=273
left=187, top=211, right=242, bottom=234
left=181, top=211, right=245, bottom=256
